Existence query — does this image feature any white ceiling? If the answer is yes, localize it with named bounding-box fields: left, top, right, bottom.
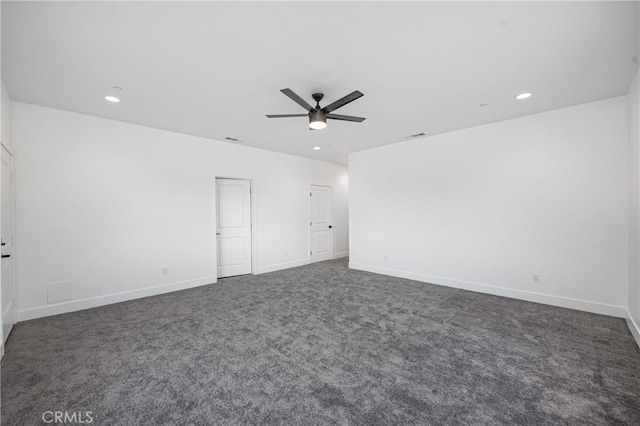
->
left=2, top=1, right=638, bottom=165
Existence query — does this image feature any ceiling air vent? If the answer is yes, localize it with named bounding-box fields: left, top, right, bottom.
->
left=405, top=132, right=426, bottom=139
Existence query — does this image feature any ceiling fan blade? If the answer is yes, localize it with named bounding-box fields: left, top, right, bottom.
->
left=326, top=113, right=366, bottom=122
left=266, top=114, right=308, bottom=118
left=280, top=88, right=313, bottom=111
left=322, top=91, right=364, bottom=113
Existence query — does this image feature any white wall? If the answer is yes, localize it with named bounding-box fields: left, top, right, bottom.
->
left=628, top=69, right=640, bottom=344
left=350, top=97, right=629, bottom=317
left=13, top=102, right=348, bottom=320
left=1, top=82, right=12, bottom=153
left=0, top=3, right=4, bottom=354
left=0, top=81, right=14, bottom=354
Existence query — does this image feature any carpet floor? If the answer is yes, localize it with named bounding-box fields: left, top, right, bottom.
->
left=2, top=259, right=639, bottom=425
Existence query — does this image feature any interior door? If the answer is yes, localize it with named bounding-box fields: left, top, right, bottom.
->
left=1, top=147, right=15, bottom=343
left=310, top=185, right=333, bottom=263
left=216, top=178, right=252, bottom=278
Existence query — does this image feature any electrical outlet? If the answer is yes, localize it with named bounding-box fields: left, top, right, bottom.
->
left=162, top=267, right=169, bottom=276
left=532, top=274, right=540, bottom=284
left=384, top=255, right=388, bottom=262
left=284, top=251, right=288, bottom=257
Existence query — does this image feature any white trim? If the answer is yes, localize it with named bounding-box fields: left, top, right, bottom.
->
left=333, top=251, right=349, bottom=259
left=2, top=298, right=16, bottom=343
left=214, top=176, right=255, bottom=278
left=3, top=323, right=13, bottom=345
left=250, top=179, right=257, bottom=275
left=1, top=142, right=13, bottom=156
left=349, top=262, right=627, bottom=318
left=17, top=275, right=216, bottom=322
left=1, top=148, right=18, bottom=346
left=626, top=311, right=640, bottom=348
left=255, top=259, right=309, bottom=275
left=309, top=184, right=333, bottom=263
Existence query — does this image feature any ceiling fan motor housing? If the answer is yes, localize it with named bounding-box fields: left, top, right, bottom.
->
left=309, top=109, right=326, bottom=121
left=309, top=109, right=327, bottom=129
left=310, top=93, right=326, bottom=125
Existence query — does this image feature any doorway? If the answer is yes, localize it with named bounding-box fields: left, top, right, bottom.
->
left=215, top=178, right=252, bottom=278
left=1, top=145, right=15, bottom=344
left=309, top=185, right=333, bottom=263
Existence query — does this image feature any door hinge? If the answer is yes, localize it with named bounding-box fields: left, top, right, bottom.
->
left=310, top=192, right=312, bottom=197
left=310, top=251, right=312, bottom=256
left=310, top=221, right=312, bottom=226
left=10, top=173, right=14, bottom=184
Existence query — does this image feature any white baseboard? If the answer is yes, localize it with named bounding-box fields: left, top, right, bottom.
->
left=17, top=256, right=329, bottom=321
left=3, top=322, right=14, bottom=345
left=349, top=262, right=627, bottom=318
left=3, top=298, right=16, bottom=343
left=254, top=258, right=309, bottom=275
left=626, top=311, right=640, bottom=348
left=17, top=275, right=216, bottom=322
left=333, top=251, right=349, bottom=259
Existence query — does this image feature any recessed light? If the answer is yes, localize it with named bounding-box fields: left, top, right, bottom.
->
left=105, top=86, right=123, bottom=103
left=313, top=146, right=321, bottom=150
left=515, top=92, right=532, bottom=100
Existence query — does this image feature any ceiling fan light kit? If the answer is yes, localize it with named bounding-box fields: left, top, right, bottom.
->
left=267, top=88, right=365, bottom=130
left=309, top=107, right=327, bottom=130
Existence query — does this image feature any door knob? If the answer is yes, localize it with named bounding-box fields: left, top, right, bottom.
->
left=328, top=225, right=332, bottom=229
left=216, top=232, right=221, bottom=235
left=2, top=254, right=10, bottom=258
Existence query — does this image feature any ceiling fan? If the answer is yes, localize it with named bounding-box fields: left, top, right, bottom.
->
left=266, top=88, right=366, bottom=130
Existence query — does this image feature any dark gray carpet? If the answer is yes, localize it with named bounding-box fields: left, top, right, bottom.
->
left=2, top=259, right=639, bottom=425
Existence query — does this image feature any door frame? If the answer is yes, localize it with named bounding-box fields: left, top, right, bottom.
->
left=1, top=142, right=16, bottom=351
left=309, top=184, right=333, bottom=264
left=214, top=177, right=256, bottom=277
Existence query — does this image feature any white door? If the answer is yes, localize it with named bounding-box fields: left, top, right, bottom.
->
left=310, top=185, right=333, bottom=263
left=216, top=178, right=252, bottom=278
left=1, top=147, right=15, bottom=343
